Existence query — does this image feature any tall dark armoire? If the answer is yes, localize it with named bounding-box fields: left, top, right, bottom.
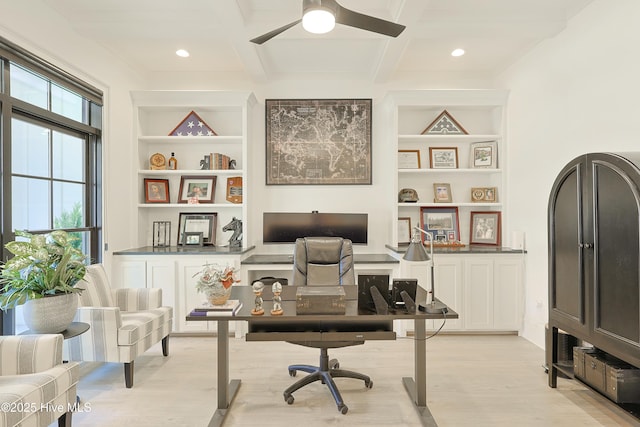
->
left=547, top=152, right=640, bottom=388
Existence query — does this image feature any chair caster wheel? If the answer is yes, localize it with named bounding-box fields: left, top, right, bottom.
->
left=339, top=404, right=348, bottom=414
left=288, top=370, right=296, bottom=377
left=284, top=393, right=294, bottom=405
left=365, top=379, right=373, bottom=389
left=329, top=359, right=340, bottom=369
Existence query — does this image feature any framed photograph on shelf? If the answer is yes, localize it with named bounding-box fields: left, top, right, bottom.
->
left=397, top=217, right=412, bottom=245
left=470, top=141, right=498, bottom=169
left=398, top=150, right=421, bottom=169
left=433, top=183, right=452, bottom=203
left=144, top=178, right=170, bottom=203
left=419, top=206, right=460, bottom=245
left=429, top=147, right=458, bottom=169
left=471, top=187, right=498, bottom=202
left=177, top=213, right=217, bottom=246
left=183, top=231, right=204, bottom=246
left=177, top=175, right=217, bottom=203
left=469, top=211, right=502, bottom=246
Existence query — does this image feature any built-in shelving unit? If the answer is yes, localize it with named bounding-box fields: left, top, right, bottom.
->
left=131, top=90, right=256, bottom=247
left=384, top=90, right=509, bottom=246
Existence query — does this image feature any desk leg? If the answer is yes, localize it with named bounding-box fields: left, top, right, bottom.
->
left=209, top=320, right=241, bottom=427
left=402, top=318, right=438, bottom=427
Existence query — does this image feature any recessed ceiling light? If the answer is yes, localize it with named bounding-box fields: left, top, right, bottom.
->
left=176, top=49, right=190, bottom=58
left=451, top=48, right=465, bottom=57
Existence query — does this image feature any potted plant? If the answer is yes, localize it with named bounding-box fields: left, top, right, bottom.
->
left=0, top=230, right=87, bottom=333
left=193, top=264, right=239, bottom=305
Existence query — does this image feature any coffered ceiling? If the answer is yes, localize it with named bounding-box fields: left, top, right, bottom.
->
left=41, top=0, right=593, bottom=83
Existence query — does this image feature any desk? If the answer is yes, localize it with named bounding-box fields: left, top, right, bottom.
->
left=187, top=286, right=457, bottom=427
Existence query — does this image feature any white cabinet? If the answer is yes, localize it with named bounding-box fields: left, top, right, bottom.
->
left=384, top=90, right=509, bottom=246
left=113, top=253, right=244, bottom=334
left=131, top=91, right=256, bottom=248
left=397, top=252, right=524, bottom=333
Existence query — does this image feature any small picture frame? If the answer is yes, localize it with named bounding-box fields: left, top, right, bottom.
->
left=183, top=231, right=204, bottom=246
left=433, top=183, right=452, bottom=203
left=144, top=178, right=170, bottom=203
left=471, top=187, right=498, bottom=203
left=470, top=141, right=498, bottom=169
left=470, top=211, right=502, bottom=246
left=429, top=147, right=458, bottom=169
left=177, top=212, right=217, bottom=246
left=178, top=175, right=217, bottom=204
left=420, top=206, right=461, bottom=245
left=397, top=217, right=412, bottom=245
left=398, top=150, right=421, bottom=169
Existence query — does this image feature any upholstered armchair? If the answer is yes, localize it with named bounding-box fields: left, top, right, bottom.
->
left=63, top=264, right=172, bottom=388
left=0, top=334, right=79, bottom=427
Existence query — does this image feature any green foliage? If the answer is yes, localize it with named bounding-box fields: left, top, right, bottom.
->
left=0, top=230, right=87, bottom=310
left=54, top=202, right=83, bottom=250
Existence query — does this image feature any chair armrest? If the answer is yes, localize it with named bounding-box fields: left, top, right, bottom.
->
left=114, top=288, right=163, bottom=311
left=0, top=334, right=64, bottom=375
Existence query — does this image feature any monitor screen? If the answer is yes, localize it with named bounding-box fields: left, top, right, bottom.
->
left=263, top=212, right=368, bottom=244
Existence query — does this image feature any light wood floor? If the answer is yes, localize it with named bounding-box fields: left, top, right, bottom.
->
left=66, top=334, right=640, bottom=427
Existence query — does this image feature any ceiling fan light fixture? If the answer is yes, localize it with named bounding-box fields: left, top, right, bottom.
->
left=302, top=8, right=336, bottom=34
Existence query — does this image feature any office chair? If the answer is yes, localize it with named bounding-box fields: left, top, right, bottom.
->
left=285, top=237, right=372, bottom=414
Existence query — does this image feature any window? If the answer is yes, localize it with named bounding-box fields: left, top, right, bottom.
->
left=1, top=36, right=103, bottom=334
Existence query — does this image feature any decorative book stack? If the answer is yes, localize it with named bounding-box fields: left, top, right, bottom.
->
left=189, top=299, right=243, bottom=316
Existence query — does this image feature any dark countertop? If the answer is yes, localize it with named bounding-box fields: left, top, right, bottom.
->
left=113, top=245, right=255, bottom=256
left=386, top=244, right=526, bottom=255
left=242, top=253, right=399, bottom=265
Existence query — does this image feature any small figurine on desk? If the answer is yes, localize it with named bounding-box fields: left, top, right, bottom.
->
left=271, top=281, right=283, bottom=316
left=251, top=281, right=265, bottom=316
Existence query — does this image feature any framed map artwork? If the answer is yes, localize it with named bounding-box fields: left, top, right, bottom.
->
left=265, top=99, right=372, bottom=185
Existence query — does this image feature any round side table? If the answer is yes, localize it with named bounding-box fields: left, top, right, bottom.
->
left=20, top=321, right=90, bottom=338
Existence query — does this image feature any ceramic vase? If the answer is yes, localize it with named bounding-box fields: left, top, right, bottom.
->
left=22, top=292, right=78, bottom=333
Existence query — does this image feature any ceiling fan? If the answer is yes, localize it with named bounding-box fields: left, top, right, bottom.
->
left=250, top=0, right=406, bottom=45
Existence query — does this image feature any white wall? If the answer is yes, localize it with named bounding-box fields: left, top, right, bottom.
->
left=498, top=0, right=640, bottom=348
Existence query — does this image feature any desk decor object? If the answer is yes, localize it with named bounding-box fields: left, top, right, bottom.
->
left=226, top=177, right=243, bottom=203
left=296, top=286, right=346, bottom=315
left=251, top=281, right=265, bottom=315
left=177, top=212, right=216, bottom=246
left=433, top=183, right=452, bottom=203
left=429, top=147, right=458, bottom=169
left=193, top=264, right=238, bottom=306
left=222, top=217, right=242, bottom=248
left=469, top=211, right=502, bottom=246
left=266, top=99, right=372, bottom=185
left=271, top=282, right=283, bottom=315
left=152, top=221, right=171, bottom=247
left=190, top=299, right=243, bottom=317
left=144, top=178, right=170, bottom=203
left=149, top=152, right=166, bottom=170
left=178, top=175, right=216, bottom=204
left=420, top=206, right=462, bottom=246
left=470, top=141, right=498, bottom=169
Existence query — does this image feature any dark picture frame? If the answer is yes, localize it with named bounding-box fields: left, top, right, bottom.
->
left=470, top=211, right=502, bottom=246
left=429, top=147, right=458, bottom=169
left=420, top=206, right=460, bottom=245
left=177, top=212, right=217, bottom=246
left=265, top=99, right=372, bottom=185
left=178, top=175, right=217, bottom=203
left=183, top=231, right=204, bottom=246
left=144, top=178, right=170, bottom=203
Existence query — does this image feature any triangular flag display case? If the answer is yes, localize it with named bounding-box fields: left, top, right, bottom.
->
left=169, top=110, right=217, bottom=136
left=421, top=110, right=468, bottom=135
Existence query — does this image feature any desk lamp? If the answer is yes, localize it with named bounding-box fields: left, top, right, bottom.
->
left=403, top=227, right=448, bottom=314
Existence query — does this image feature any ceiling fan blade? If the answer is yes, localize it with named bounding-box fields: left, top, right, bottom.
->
left=335, top=4, right=405, bottom=37
left=250, top=19, right=302, bottom=44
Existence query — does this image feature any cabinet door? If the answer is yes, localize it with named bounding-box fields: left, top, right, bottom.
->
left=112, top=259, right=146, bottom=289
left=176, top=258, right=213, bottom=333
left=147, top=260, right=177, bottom=331
left=434, top=257, right=463, bottom=330
left=493, top=257, right=523, bottom=330
left=464, top=257, right=494, bottom=330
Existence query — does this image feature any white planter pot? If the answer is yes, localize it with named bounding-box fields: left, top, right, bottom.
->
left=22, top=292, right=78, bottom=333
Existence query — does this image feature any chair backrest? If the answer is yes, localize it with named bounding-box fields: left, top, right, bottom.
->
left=76, top=264, right=115, bottom=307
left=292, top=237, right=355, bottom=286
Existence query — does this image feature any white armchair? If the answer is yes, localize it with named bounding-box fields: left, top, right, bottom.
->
left=0, top=334, right=79, bottom=427
left=63, top=264, right=172, bottom=388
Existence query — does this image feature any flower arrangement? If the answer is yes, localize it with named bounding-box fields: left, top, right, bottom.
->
left=193, top=264, right=239, bottom=305
left=0, top=230, right=87, bottom=310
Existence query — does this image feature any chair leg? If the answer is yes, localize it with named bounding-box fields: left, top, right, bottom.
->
left=162, top=335, right=169, bottom=356
left=58, top=411, right=72, bottom=427
left=124, top=361, right=134, bottom=388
